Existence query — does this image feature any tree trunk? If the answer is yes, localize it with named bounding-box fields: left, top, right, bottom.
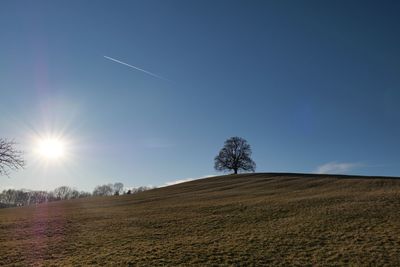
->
left=233, top=169, right=238, bottom=174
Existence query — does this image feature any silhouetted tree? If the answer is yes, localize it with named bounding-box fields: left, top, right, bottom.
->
left=53, top=186, right=73, bottom=200
left=1, top=189, right=17, bottom=204
left=93, top=184, right=114, bottom=196
left=0, top=139, right=24, bottom=176
left=113, top=182, right=124, bottom=195
left=0, top=187, right=91, bottom=208
left=70, top=189, right=80, bottom=199
left=214, top=136, right=256, bottom=174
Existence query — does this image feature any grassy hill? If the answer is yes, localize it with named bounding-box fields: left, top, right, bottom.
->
left=1, top=173, right=400, bottom=266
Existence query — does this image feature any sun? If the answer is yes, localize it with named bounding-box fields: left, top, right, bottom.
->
left=36, top=138, right=66, bottom=160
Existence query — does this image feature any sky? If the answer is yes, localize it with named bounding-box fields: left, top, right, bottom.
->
left=1, top=0, right=400, bottom=191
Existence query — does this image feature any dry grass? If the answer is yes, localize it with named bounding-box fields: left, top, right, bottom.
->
left=1, top=173, right=400, bottom=266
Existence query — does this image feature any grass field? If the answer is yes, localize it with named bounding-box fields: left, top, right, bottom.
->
left=1, top=173, right=400, bottom=266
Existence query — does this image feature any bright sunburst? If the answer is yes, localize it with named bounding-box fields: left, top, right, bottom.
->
left=36, top=137, right=66, bottom=160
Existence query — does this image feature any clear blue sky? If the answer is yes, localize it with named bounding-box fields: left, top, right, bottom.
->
left=1, top=0, right=400, bottom=191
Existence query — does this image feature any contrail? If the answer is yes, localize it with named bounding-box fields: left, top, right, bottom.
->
left=104, top=55, right=169, bottom=81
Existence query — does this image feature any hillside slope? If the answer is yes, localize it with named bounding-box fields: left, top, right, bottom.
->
left=1, top=173, right=400, bottom=266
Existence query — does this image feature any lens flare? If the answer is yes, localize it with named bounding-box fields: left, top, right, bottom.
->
left=36, top=138, right=66, bottom=160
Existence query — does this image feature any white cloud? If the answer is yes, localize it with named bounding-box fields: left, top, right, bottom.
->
left=163, top=174, right=217, bottom=187
left=164, top=178, right=194, bottom=186
left=314, top=162, right=362, bottom=174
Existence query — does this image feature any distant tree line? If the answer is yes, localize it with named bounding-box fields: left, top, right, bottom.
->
left=92, top=183, right=154, bottom=196
left=0, top=183, right=154, bottom=209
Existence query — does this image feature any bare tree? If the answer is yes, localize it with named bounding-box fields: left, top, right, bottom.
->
left=214, top=136, right=256, bottom=174
left=93, top=184, right=114, bottom=196
left=113, top=182, right=124, bottom=195
left=0, top=187, right=92, bottom=208
left=0, top=139, right=25, bottom=176
left=1, top=189, right=17, bottom=204
left=53, top=186, right=73, bottom=200
left=70, top=189, right=80, bottom=199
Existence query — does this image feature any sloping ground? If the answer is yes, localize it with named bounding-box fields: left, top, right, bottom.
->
left=1, top=173, right=400, bottom=266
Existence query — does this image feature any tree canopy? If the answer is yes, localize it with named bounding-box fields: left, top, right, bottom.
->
left=214, top=136, right=256, bottom=174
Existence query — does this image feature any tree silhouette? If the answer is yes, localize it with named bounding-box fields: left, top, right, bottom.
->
left=113, top=182, right=124, bottom=195
left=214, top=136, right=256, bottom=174
left=53, top=186, right=73, bottom=200
left=93, top=184, right=114, bottom=196
left=0, top=139, right=25, bottom=177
